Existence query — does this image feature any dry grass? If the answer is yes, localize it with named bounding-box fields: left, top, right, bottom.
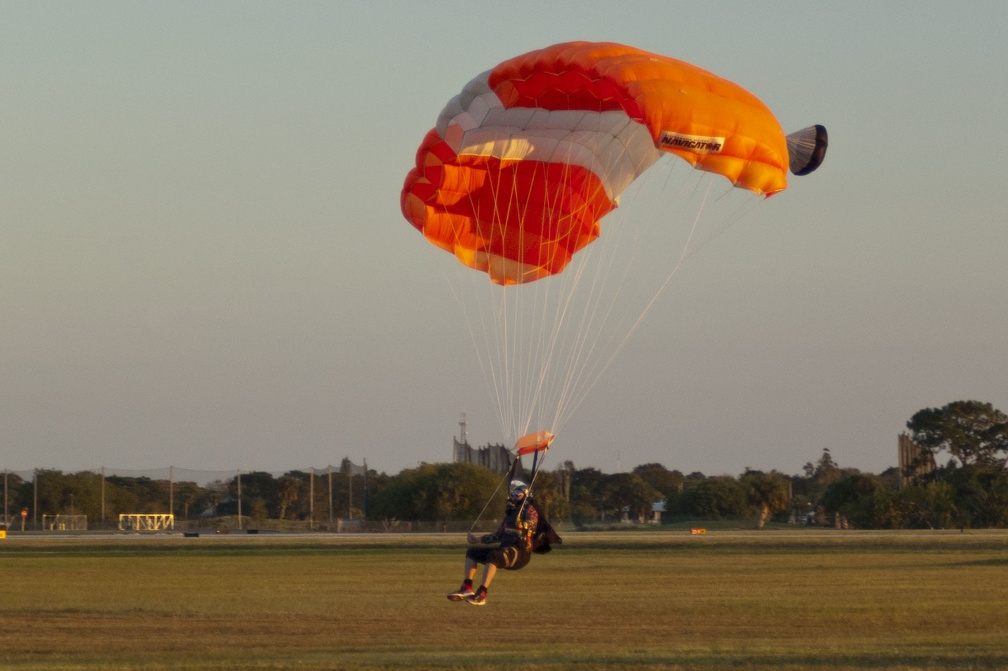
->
left=1, top=530, right=1006, bottom=669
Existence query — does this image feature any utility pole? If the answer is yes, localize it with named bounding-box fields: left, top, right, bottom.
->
left=237, top=471, right=242, bottom=530
left=363, top=458, right=369, bottom=519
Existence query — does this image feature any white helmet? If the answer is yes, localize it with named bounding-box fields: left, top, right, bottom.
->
left=509, top=480, right=529, bottom=502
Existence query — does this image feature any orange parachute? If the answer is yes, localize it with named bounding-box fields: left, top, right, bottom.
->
left=402, top=41, right=826, bottom=285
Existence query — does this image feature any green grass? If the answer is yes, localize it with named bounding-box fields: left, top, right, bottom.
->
left=1, top=530, right=1007, bottom=669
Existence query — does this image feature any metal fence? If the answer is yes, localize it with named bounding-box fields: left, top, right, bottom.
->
left=1, top=462, right=368, bottom=532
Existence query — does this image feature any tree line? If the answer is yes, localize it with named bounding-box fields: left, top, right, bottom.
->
left=4, top=400, right=1007, bottom=531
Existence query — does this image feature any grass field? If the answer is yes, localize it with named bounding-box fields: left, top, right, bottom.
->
left=1, top=530, right=1007, bottom=670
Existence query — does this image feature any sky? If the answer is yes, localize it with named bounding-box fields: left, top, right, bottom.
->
left=3, top=2, right=1007, bottom=478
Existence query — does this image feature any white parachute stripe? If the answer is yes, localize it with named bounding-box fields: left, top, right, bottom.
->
left=437, top=71, right=494, bottom=131
left=435, top=73, right=662, bottom=203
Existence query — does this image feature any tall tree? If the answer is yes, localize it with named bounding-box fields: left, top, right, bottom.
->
left=740, top=470, right=791, bottom=529
left=605, top=473, right=662, bottom=523
left=813, top=448, right=842, bottom=485
left=277, top=475, right=302, bottom=520
left=821, top=473, right=895, bottom=529
left=681, top=476, right=749, bottom=520
left=569, top=467, right=607, bottom=523
left=906, top=401, right=1008, bottom=467
left=632, top=463, right=684, bottom=500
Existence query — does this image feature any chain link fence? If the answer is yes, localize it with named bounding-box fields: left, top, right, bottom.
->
left=1, top=462, right=370, bottom=533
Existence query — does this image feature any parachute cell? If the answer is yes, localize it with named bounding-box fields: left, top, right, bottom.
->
left=402, top=41, right=797, bottom=285
left=786, top=125, right=829, bottom=176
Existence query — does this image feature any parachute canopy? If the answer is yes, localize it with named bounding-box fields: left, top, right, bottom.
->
left=514, top=431, right=554, bottom=456
left=402, top=41, right=823, bottom=285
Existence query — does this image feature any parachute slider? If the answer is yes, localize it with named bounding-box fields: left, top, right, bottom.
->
left=786, top=125, right=828, bottom=176
left=514, top=431, right=554, bottom=456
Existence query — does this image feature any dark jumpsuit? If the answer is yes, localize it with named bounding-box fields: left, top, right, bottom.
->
left=466, top=502, right=539, bottom=570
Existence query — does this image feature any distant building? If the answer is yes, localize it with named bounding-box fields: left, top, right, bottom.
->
left=453, top=435, right=512, bottom=475
left=898, top=432, right=935, bottom=487
left=649, top=501, right=666, bottom=524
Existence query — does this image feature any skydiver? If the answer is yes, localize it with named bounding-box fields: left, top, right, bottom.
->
left=447, top=480, right=541, bottom=606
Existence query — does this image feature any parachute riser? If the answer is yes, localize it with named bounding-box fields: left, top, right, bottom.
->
left=467, top=442, right=551, bottom=533
left=514, top=446, right=549, bottom=521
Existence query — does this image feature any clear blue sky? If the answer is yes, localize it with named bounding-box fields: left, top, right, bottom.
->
left=3, top=2, right=1007, bottom=477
